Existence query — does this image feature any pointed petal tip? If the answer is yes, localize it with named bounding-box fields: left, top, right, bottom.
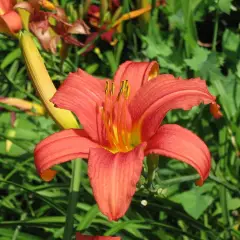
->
left=210, top=102, right=222, bottom=119
left=40, top=169, right=57, bottom=181
left=195, top=178, right=204, bottom=186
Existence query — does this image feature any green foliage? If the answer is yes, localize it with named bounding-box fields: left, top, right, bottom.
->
left=172, top=183, right=215, bottom=220
left=219, top=0, right=233, bottom=14
left=0, top=0, right=240, bottom=239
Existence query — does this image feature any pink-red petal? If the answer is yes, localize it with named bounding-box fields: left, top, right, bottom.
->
left=145, top=124, right=211, bottom=185
left=51, top=69, right=106, bottom=142
left=100, top=28, right=115, bottom=43
left=76, top=233, right=120, bottom=240
left=0, top=0, right=12, bottom=13
left=83, top=32, right=98, bottom=53
left=129, top=76, right=217, bottom=141
left=61, top=35, right=84, bottom=47
left=210, top=102, right=222, bottom=119
left=67, top=20, right=90, bottom=35
left=14, top=1, right=34, bottom=13
left=34, top=129, right=98, bottom=181
left=113, top=61, right=159, bottom=98
left=88, top=143, right=146, bottom=220
left=1, top=11, right=22, bottom=33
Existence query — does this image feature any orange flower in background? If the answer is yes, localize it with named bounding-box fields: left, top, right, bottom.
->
left=15, top=0, right=89, bottom=53
left=0, top=0, right=22, bottom=35
left=76, top=233, right=120, bottom=240
left=34, top=61, right=220, bottom=221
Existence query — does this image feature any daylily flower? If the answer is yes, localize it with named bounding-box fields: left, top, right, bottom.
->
left=76, top=233, right=120, bottom=240
left=34, top=61, right=219, bottom=220
left=0, top=0, right=22, bottom=35
left=15, top=0, right=89, bottom=53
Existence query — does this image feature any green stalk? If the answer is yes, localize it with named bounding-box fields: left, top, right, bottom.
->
left=157, top=174, right=199, bottom=187
left=151, top=0, right=157, bottom=15
left=63, top=159, right=82, bottom=240
left=218, top=124, right=230, bottom=239
left=100, top=0, right=108, bottom=24
left=180, top=0, right=197, bottom=58
left=209, top=174, right=240, bottom=194
left=123, top=0, right=130, bottom=13
left=212, top=5, right=219, bottom=51
left=147, top=154, right=159, bottom=187
left=219, top=186, right=230, bottom=239
left=60, top=0, right=67, bottom=7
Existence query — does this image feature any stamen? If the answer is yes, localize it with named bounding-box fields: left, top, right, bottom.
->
left=122, top=100, right=130, bottom=148
left=102, top=80, right=133, bottom=153
left=116, top=99, right=125, bottom=149
left=125, top=82, right=130, bottom=98
left=110, top=82, right=115, bottom=95
left=117, top=81, right=125, bottom=100
left=105, top=81, right=110, bottom=94
left=96, top=106, right=104, bottom=144
left=101, top=106, right=117, bottom=149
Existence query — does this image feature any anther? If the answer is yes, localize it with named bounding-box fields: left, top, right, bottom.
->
left=110, top=82, right=115, bottom=95
left=117, top=81, right=125, bottom=100
left=123, top=81, right=130, bottom=98
left=105, top=81, right=110, bottom=94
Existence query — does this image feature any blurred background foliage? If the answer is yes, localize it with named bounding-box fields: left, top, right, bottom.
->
left=0, top=0, right=240, bottom=239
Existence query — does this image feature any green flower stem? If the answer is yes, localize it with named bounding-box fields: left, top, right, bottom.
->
left=147, top=154, right=159, bottom=186
left=123, top=0, right=130, bottom=13
left=158, top=174, right=199, bottom=187
left=209, top=174, right=240, bottom=194
left=219, top=186, right=231, bottom=239
left=212, top=2, right=220, bottom=51
left=63, top=159, right=82, bottom=240
left=151, top=0, right=157, bottom=15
